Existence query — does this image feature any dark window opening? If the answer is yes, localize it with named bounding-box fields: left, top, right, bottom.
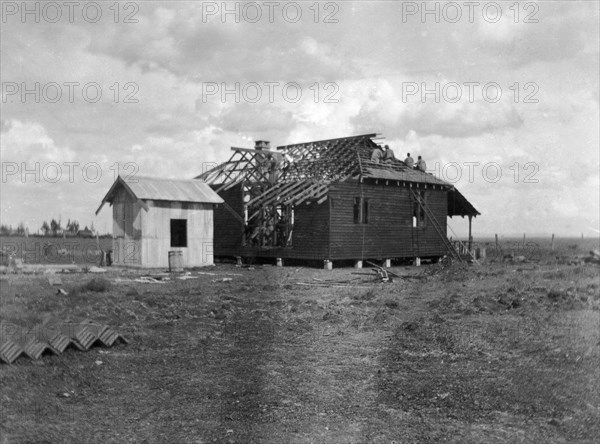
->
left=170, top=219, right=187, bottom=247
left=353, top=197, right=369, bottom=224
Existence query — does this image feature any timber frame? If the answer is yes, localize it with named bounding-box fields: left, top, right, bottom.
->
left=197, top=134, right=480, bottom=264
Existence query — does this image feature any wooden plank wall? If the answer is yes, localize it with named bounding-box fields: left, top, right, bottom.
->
left=212, top=184, right=245, bottom=255
left=111, top=187, right=142, bottom=265
left=213, top=183, right=330, bottom=259
left=328, top=181, right=448, bottom=259
left=140, top=201, right=215, bottom=268
left=271, top=201, right=329, bottom=259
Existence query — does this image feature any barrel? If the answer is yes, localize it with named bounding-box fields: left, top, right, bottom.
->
left=168, top=251, right=184, bottom=272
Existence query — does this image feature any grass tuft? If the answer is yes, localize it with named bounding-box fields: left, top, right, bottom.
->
left=81, top=277, right=111, bottom=293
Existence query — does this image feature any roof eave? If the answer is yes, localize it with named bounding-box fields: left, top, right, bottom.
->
left=95, top=176, right=148, bottom=215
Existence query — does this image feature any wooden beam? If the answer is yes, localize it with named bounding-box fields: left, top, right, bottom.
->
left=230, top=146, right=255, bottom=152
left=283, top=181, right=320, bottom=206
left=245, top=182, right=284, bottom=206
left=293, top=183, right=328, bottom=206
left=258, top=180, right=312, bottom=209
left=316, top=194, right=329, bottom=205
left=276, top=133, right=377, bottom=150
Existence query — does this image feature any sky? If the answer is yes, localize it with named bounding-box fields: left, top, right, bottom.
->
left=1, top=0, right=599, bottom=237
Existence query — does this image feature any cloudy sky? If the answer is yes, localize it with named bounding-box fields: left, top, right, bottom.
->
left=1, top=1, right=598, bottom=237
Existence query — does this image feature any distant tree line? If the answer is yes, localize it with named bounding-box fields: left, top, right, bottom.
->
left=0, top=219, right=110, bottom=237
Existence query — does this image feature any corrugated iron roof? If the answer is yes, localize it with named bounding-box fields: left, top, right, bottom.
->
left=448, top=188, right=481, bottom=217
left=125, top=176, right=224, bottom=203
left=96, top=175, right=224, bottom=215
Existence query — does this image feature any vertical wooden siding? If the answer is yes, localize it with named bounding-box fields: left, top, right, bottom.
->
left=286, top=201, right=329, bottom=259
left=212, top=185, right=245, bottom=255
left=213, top=183, right=330, bottom=259
left=140, top=201, right=215, bottom=268
left=213, top=180, right=448, bottom=261
left=111, top=187, right=142, bottom=265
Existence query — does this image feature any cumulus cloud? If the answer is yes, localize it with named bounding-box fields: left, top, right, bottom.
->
left=350, top=78, right=525, bottom=139
left=0, top=1, right=598, bottom=236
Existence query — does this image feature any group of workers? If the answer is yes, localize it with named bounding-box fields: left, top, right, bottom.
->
left=371, top=145, right=427, bottom=172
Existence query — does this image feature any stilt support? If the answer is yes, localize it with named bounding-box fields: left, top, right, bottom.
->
left=384, top=259, right=391, bottom=268
left=276, top=258, right=283, bottom=267
left=468, top=215, right=473, bottom=253
left=323, top=260, right=333, bottom=270
left=354, top=260, right=363, bottom=269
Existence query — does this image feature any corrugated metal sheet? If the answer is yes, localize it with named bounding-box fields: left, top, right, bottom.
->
left=0, top=340, right=27, bottom=364
left=0, top=322, right=128, bottom=365
left=96, top=175, right=224, bottom=215
left=73, top=326, right=100, bottom=350
left=48, top=333, right=77, bottom=353
left=23, top=340, right=57, bottom=360
left=448, top=188, right=480, bottom=217
left=98, top=326, right=128, bottom=347
left=124, top=176, right=224, bottom=203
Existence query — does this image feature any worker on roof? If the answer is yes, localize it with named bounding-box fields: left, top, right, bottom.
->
left=404, top=153, right=414, bottom=168
left=370, top=145, right=384, bottom=164
left=382, top=145, right=396, bottom=163
left=415, top=155, right=427, bottom=172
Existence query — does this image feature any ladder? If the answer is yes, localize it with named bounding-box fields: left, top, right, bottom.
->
left=410, top=189, right=478, bottom=264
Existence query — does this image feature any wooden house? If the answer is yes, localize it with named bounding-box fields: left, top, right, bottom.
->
left=197, top=134, right=480, bottom=267
left=96, top=176, right=224, bottom=268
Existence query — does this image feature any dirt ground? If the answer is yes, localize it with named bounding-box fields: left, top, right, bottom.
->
left=0, top=242, right=599, bottom=443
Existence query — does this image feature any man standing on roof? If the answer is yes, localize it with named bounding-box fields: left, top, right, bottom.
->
left=382, top=145, right=396, bottom=163
left=415, top=156, right=427, bottom=172
left=371, top=145, right=384, bottom=164
left=404, top=153, right=414, bottom=168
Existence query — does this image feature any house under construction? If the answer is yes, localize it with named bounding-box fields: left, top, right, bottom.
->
left=197, top=134, right=479, bottom=266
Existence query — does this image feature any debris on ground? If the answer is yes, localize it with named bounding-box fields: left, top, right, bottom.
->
left=297, top=282, right=354, bottom=288
left=0, top=321, right=128, bottom=364
left=198, top=271, right=244, bottom=276
left=135, top=276, right=168, bottom=284
left=365, top=261, right=401, bottom=279
left=584, top=249, right=600, bottom=264
left=295, top=277, right=374, bottom=288
left=88, top=266, right=107, bottom=273
left=48, top=276, right=63, bottom=286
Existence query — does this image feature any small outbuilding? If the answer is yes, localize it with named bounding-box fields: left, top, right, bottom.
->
left=96, top=175, right=224, bottom=268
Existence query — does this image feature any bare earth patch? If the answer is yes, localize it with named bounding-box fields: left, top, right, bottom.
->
left=1, top=256, right=599, bottom=443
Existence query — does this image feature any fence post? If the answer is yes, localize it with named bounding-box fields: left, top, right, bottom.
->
left=551, top=234, right=555, bottom=251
